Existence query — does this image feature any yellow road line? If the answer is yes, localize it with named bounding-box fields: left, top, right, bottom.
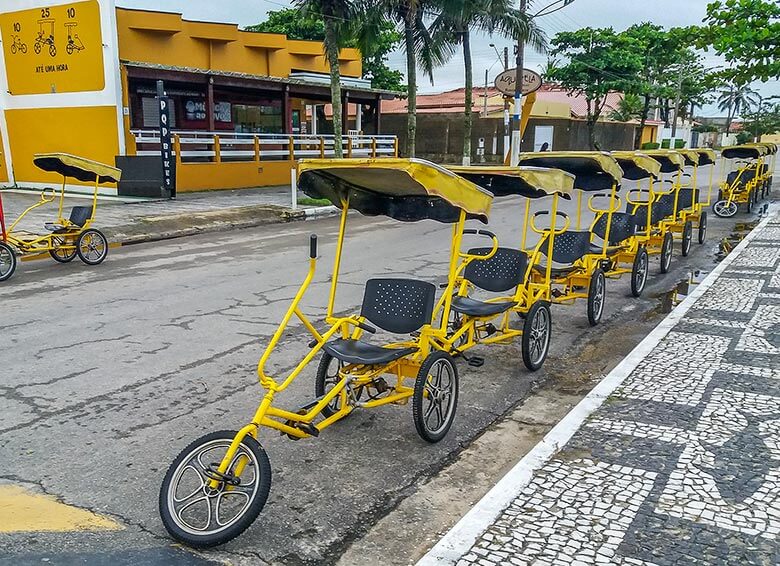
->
left=0, top=485, right=122, bottom=533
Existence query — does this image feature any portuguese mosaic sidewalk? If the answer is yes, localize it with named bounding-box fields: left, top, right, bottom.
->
left=420, top=209, right=780, bottom=566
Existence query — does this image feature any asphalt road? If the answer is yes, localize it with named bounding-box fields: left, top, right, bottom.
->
left=0, top=189, right=746, bottom=565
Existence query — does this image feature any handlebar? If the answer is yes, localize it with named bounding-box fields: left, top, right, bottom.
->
left=309, top=234, right=318, bottom=259
left=357, top=321, right=377, bottom=334
left=462, top=228, right=496, bottom=239
left=460, top=228, right=499, bottom=262
left=530, top=210, right=570, bottom=236
left=40, top=187, right=56, bottom=203
left=625, top=188, right=652, bottom=205
left=587, top=193, right=622, bottom=214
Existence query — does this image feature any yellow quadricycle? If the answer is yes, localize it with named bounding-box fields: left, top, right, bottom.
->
left=441, top=165, right=575, bottom=371
left=713, top=144, right=771, bottom=218
left=158, top=158, right=495, bottom=548
left=0, top=153, right=120, bottom=282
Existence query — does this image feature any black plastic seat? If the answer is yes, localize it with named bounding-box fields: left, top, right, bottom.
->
left=540, top=230, right=592, bottom=265
left=677, top=188, right=699, bottom=211
left=451, top=296, right=515, bottom=317
left=322, top=278, right=435, bottom=366
left=450, top=247, right=526, bottom=318
left=587, top=243, right=626, bottom=256
left=44, top=206, right=92, bottom=232
left=323, top=339, right=416, bottom=365
left=591, top=212, right=636, bottom=252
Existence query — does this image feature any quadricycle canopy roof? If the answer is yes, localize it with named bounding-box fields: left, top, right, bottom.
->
left=33, top=153, right=122, bottom=184
left=677, top=149, right=701, bottom=167
left=641, top=150, right=687, bottom=173
left=695, top=148, right=717, bottom=166
left=721, top=144, right=769, bottom=159
left=610, top=152, right=662, bottom=181
left=297, top=158, right=493, bottom=224
left=516, top=152, right=624, bottom=191
left=746, top=142, right=777, bottom=155
left=447, top=165, right=575, bottom=198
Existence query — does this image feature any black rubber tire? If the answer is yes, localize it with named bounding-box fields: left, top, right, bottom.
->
left=631, top=247, right=649, bottom=298
left=713, top=200, right=738, bottom=218
left=660, top=232, right=673, bottom=274
left=50, top=236, right=77, bottom=263
left=76, top=229, right=108, bottom=265
left=681, top=220, right=693, bottom=257
left=521, top=301, right=551, bottom=371
left=698, top=212, right=708, bottom=245
left=587, top=268, right=606, bottom=327
left=159, top=430, right=272, bottom=548
left=0, top=242, right=17, bottom=282
left=412, top=351, right=458, bottom=443
left=315, top=352, right=345, bottom=418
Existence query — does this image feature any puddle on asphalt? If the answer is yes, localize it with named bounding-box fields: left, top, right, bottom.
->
left=660, top=270, right=710, bottom=313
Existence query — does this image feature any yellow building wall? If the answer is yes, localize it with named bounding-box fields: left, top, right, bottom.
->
left=761, top=133, right=780, bottom=144
left=4, top=106, right=119, bottom=186
left=176, top=161, right=291, bottom=192
left=641, top=125, right=658, bottom=145
left=115, top=8, right=362, bottom=79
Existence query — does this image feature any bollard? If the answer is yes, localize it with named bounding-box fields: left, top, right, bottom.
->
left=291, top=167, right=298, bottom=210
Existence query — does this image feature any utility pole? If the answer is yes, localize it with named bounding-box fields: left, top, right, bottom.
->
left=510, top=0, right=528, bottom=166
left=503, top=46, right=510, bottom=161
left=484, top=69, right=489, bottom=116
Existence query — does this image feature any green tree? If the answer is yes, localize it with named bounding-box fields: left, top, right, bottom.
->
left=608, top=93, right=643, bottom=122
left=738, top=97, right=780, bottom=141
left=540, top=57, right=560, bottom=80
left=717, top=83, right=760, bottom=134
left=548, top=27, right=643, bottom=149
left=245, top=8, right=325, bottom=39
left=431, top=0, right=545, bottom=165
left=381, top=0, right=444, bottom=157
left=700, top=0, right=780, bottom=84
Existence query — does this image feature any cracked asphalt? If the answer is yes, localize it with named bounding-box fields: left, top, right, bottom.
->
left=0, top=190, right=744, bottom=565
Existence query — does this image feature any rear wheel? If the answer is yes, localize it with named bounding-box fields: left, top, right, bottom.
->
left=521, top=301, right=551, bottom=371
left=660, top=232, right=673, bottom=274
left=587, top=268, right=606, bottom=327
left=631, top=247, right=649, bottom=298
left=0, top=242, right=17, bottom=282
left=315, top=352, right=348, bottom=418
left=50, top=236, right=77, bottom=263
left=713, top=200, right=738, bottom=218
left=698, top=212, right=708, bottom=244
left=159, top=430, right=272, bottom=548
left=76, top=229, right=108, bottom=265
left=681, top=220, right=693, bottom=257
left=413, top=351, right=458, bottom=443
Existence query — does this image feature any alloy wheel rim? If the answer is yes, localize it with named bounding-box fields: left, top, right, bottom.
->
left=635, top=254, right=647, bottom=290
left=423, top=359, right=455, bottom=435
left=0, top=247, right=12, bottom=275
left=168, top=439, right=259, bottom=536
left=529, top=307, right=550, bottom=364
left=594, top=274, right=605, bottom=317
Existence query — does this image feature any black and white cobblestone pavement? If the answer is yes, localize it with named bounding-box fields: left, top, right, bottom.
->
left=419, top=211, right=780, bottom=566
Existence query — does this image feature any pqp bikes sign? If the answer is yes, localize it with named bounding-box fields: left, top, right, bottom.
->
left=158, top=96, right=176, bottom=198
left=494, top=68, right=543, bottom=96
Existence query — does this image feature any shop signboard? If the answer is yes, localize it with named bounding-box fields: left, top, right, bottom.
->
left=0, top=1, right=105, bottom=95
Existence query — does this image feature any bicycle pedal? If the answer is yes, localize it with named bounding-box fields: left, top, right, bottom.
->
left=296, top=422, right=320, bottom=437
left=484, top=324, right=497, bottom=337
left=467, top=356, right=485, bottom=367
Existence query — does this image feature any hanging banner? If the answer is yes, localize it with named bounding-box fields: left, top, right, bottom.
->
left=0, top=1, right=105, bottom=95
left=158, top=94, right=176, bottom=198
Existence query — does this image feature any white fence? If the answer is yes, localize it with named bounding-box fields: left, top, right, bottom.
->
left=131, top=130, right=398, bottom=162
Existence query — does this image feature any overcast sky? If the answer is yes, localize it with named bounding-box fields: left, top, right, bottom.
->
left=117, top=0, right=780, bottom=116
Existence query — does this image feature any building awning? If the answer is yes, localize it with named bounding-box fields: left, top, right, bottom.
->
left=122, top=60, right=399, bottom=102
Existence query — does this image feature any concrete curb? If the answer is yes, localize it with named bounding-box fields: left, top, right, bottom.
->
left=417, top=206, right=779, bottom=565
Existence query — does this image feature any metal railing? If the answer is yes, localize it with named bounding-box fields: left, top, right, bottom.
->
left=131, top=130, right=398, bottom=162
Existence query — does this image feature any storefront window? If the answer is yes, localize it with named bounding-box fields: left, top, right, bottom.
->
left=232, top=101, right=282, bottom=134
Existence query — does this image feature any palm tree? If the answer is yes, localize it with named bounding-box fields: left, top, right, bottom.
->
left=431, top=0, right=546, bottom=165
left=540, top=57, right=559, bottom=81
left=382, top=1, right=445, bottom=157
left=296, top=0, right=358, bottom=158
left=717, top=84, right=760, bottom=135
left=609, top=93, right=643, bottom=122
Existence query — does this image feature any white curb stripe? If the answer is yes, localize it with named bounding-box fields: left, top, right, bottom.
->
left=417, top=206, right=779, bottom=565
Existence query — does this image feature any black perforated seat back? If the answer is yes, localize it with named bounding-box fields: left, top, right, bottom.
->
left=592, top=212, right=636, bottom=245
left=540, top=230, right=592, bottom=264
left=69, top=206, right=92, bottom=227
left=463, top=247, right=528, bottom=293
left=360, top=278, right=436, bottom=334
left=727, top=169, right=756, bottom=188
left=677, top=188, right=699, bottom=210
left=653, top=194, right=675, bottom=222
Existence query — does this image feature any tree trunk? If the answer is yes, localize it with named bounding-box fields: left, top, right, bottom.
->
left=462, top=30, right=472, bottom=166
left=404, top=11, right=417, bottom=158
left=323, top=7, right=343, bottom=158
left=634, top=94, right=652, bottom=149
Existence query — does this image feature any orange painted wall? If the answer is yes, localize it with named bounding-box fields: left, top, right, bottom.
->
left=176, top=160, right=292, bottom=192
left=115, top=8, right=362, bottom=79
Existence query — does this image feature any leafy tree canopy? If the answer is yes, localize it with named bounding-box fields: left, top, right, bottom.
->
left=245, top=7, right=405, bottom=92
left=699, top=0, right=780, bottom=84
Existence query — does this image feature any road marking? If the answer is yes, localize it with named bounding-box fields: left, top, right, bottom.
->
left=0, top=485, right=122, bottom=532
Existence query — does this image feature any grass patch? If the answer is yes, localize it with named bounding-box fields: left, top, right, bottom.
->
left=298, top=197, right=331, bottom=206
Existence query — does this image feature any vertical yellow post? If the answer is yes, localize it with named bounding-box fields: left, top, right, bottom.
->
left=289, top=136, right=295, bottom=162
left=346, top=136, right=353, bottom=158
left=371, top=138, right=377, bottom=158
left=90, top=177, right=99, bottom=223
left=521, top=198, right=531, bottom=251
left=213, top=135, right=221, bottom=163
left=544, top=193, right=560, bottom=299
left=57, top=178, right=66, bottom=223
left=326, top=201, right=350, bottom=320
left=319, top=137, right=326, bottom=158
left=173, top=134, right=182, bottom=166
left=438, top=211, right=465, bottom=333
left=394, top=137, right=399, bottom=157
left=254, top=136, right=261, bottom=163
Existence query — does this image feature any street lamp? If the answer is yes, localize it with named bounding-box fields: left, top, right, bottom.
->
left=511, top=0, right=576, bottom=165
